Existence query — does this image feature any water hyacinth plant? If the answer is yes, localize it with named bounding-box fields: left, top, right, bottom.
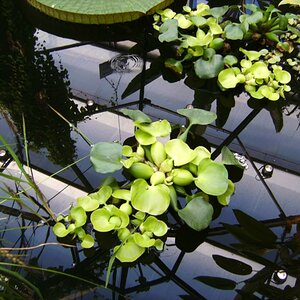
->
left=53, top=108, right=241, bottom=264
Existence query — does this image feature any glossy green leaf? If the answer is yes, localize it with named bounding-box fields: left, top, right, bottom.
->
left=279, top=0, right=300, bottom=6
left=137, top=120, right=171, bottom=137
left=151, top=141, right=167, bottom=167
left=258, top=86, right=279, bottom=101
left=239, top=48, right=262, bottom=61
left=223, top=55, right=238, bottom=66
left=221, top=146, right=243, bottom=168
left=208, top=6, right=229, bottom=18
left=90, top=142, right=123, bottom=173
left=135, top=129, right=157, bottom=145
left=80, top=234, right=95, bottom=248
left=53, top=222, right=73, bottom=238
left=175, top=14, right=193, bottom=29
left=131, top=179, right=170, bottom=215
left=120, top=108, right=152, bottom=124
left=178, top=197, right=213, bottom=231
left=77, top=195, right=100, bottom=211
left=195, top=276, right=236, bottom=290
left=177, top=108, right=217, bottom=126
left=159, top=19, right=178, bottom=43
left=112, top=189, right=131, bottom=201
left=233, top=209, right=277, bottom=246
left=133, top=232, right=156, bottom=247
left=114, top=240, right=145, bottom=262
left=212, top=255, right=253, bottom=275
left=224, top=24, right=244, bottom=40
left=70, top=206, right=87, bottom=228
left=195, top=158, right=228, bottom=196
left=209, top=38, right=224, bottom=51
left=218, top=68, right=239, bottom=89
left=191, top=146, right=211, bottom=165
left=91, top=205, right=129, bottom=232
left=194, top=54, right=224, bottom=79
left=217, top=179, right=235, bottom=206
left=165, top=58, right=183, bottom=74
left=250, top=62, right=270, bottom=79
left=240, top=11, right=263, bottom=24
left=165, top=139, right=196, bottom=166
left=189, top=15, right=207, bottom=27
left=273, top=68, right=291, bottom=84
left=140, top=216, right=168, bottom=236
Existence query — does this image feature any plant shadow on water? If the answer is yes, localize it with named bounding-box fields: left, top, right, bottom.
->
left=0, top=0, right=300, bottom=299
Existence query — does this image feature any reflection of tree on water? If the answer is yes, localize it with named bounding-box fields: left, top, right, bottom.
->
left=0, top=0, right=82, bottom=166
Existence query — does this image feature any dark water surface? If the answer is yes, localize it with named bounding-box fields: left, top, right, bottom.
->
left=0, top=1, right=300, bottom=299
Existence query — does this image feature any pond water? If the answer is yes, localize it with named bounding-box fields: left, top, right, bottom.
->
left=0, top=1, right=300, bottom=299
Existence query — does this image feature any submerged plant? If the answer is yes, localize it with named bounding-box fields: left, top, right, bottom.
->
left=53, top=108, right=244, bottom=264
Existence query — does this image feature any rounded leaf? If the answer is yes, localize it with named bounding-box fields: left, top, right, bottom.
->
left=70, top=207, right=87, bottom=228
left=80, top=234, right=95, bottom=249
left=194, top=54, right=224, bottom=79
left=218, top=68, right=239, bottom=89
left=172, top=168, right=194, bottom=186
left=114, top=240, right=145, bottom=263
left=217, top=180, right=235, bottom=205
left=165, top=139, right=195, bottom=166
left=135, top=129, right=156, bottom=145
left=191, top=146, right=211, bottom=165
left=131, top=179, right=170, bottom=215
left=195, top=158, right=228, bottom=196
left=151, top=141, right=167, bottom=167
left=53, top=222, right=72, bottom=238
left=133, top=233, right=156, bottom=248
left=90, top=142, right=123, bottom=173
left=141, top=216, right=168, bottom=237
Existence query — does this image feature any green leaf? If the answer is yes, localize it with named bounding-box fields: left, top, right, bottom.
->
left=223, top=55, right=238, bottom=66
left=90, top=142, right=123, bottom=173
left=189, top=16, right=207, bottom=27
left=165, top=139, right=195, bottom=166
left=131, top=179, right=170, bottom=215
left=221, top=147, right=243, bottom=168
left=233, top=209, right=277, bottom=247
left=195, top=276, right=236, bottom=290
left=240, top=11, right=263, bottom=24
left=112, top=189, right=131, bottom=201
left=159, top=19, right=178, bottom=42
left=194, top=54, right=224, bottom=79
left=77, top=195, right=100, bottom=211
left=273, top=69, right=291, bottom=84
left=195, top=158, right=228, bottom=196
left=128, top=162, right=154, bottom=179
left=135, top=129, right=157, bottom=145
left=178, top=197, right=213, bottom=231
left=249, top=62, right=270, bottom=79
left=224, top=24, right=244, bottom=40
left=70, top=206, right=87, bottom=228
left=141, top=216, right=168, bottom=236
left=177, top=108, right=217, bottom=126
left=208, top=6, right=229, bottom=18
left=175, top=14, right=193, bottom=29
left=279, top=0, right=300, bottom=6
left=91, top=205, right=129, bottom=232
left=137, top=120, right=171, bottom=137
left=80, top=234, right=95, bottom=248
left=218, top=68, right=239, bottom=89
left=53, top=222, right=73, bottom=238
left=120, top=109, right=152, bottom=123
left=165, top=58, right=183, bottom=75
left=114, top=239, right=145, bottom=262
left=212, top=255, right=253, bottom=275
left=239, top=48, right=263, bottom=61
left=217, top=179, right=235, bottom=206
left=133, top=233, right=156, bottom=247
left=191, top=146, right=211, bottom=165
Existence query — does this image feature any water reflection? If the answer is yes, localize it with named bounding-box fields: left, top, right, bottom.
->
left=0, top=1, right=300, bottom=300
